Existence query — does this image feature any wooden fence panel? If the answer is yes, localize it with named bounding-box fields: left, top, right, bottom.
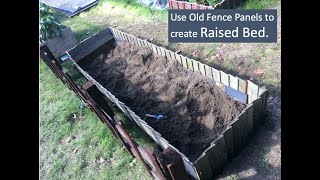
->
left=229, top=75, right=239, bottom=90
left=194, top=154, right=213, bottom=179
left=247, top=80, right=259, bottom=104
left=206, top=136, right=228, bottom=176
left=205, top=65, right=213, bottom=79
left=181, top=56, right=188, bottom=69
left=238, top=78, right=247, bottom=94
left=222, top=126, right=234, bottom=160
left=198, top=62, right=206, bottom=76
left=220, top=71, right=229, bottom=86
left=186, top=58, right=194, bottom=71
left=192, top=60, right=199, bottom=72
left=212, top=68, right=221, bottom=82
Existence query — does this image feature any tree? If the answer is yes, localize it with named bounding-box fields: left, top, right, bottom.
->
left=40, top=3, right=65, bottom=42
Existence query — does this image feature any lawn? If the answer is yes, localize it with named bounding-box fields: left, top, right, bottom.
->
left=40, top=0, right=281, bottom=179
left=40, top=60, right=155, bottom=179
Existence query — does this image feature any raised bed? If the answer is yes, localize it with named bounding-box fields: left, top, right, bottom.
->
left=168, top=0, right=245, bottom=10
left=66, top=28, right=268, bottom=179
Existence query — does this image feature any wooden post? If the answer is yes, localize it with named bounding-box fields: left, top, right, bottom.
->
left=159, top=147, right=189, bottom=180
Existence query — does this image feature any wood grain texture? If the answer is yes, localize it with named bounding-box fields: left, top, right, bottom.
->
left=205, top=65, right=213, bottom=79
left=212, top=68, right=221, bottom=82
left=206, top=136, right=228, bottom=176
left=186, top=58, right=194, bottom=71
left=181, top=56, right=188, bottom=69
left=194, top=154, right=213, bottom=179
left=175, top=54, right=183, bottom=64
left=192, top=60, right=199, bottom=72
left=229, top=75, right=239, bottom=90
left=247, top=80, right=259, bottom=104
left=220, top=71, right=229, bottom=86
left=238, top=78, right=247, bottom=95
left=222, top=126, right=234, bottom=160
left=198, top=62, right=206, bottom=76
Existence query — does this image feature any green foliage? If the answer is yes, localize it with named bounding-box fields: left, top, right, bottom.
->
left=240, top=0, right=279, bottom=9
left=187, top=0, right=221, bottom=7
left=40, top=3, right=65, bottom=41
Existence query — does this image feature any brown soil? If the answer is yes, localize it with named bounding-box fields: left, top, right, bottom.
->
left=80, top=41, right=245, bottom=161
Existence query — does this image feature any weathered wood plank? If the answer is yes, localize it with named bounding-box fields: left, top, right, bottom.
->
left=118, top=32, right=125, bottom=41
left=246, top=104, right=254, bottom=135
left=136, top=38, right=142, bottom=47
left=160, top=147, right=189, bottom=180
left=131, top=35, right=138, bottom=46
left=229, top=118, right=241, bottom=156
left=194, top=154, right=213, bottom=179
left=258, top=87, right=268, bottom=123
left=192, top=60, right=199, bottom=72
left=147, top=42, right=153, bottom=50
left=165, top=49, right=172, bottom=60
left=198, top=62, right=206, bottom=76
left=175, top=54, right=183, bottom=64
left=160, top=47, right=166, bottom=56
left=140, top=122, right=158, bottom=142
left=181, top=56, right=188, bottom=69
left=229, top=75, right=239, bottom=90
left=169, top=51, right=176, bottom=61
left=247, top=80, right=259, bottom=104
left=126, top=34, right=131, bottom=42
left=186, top=58, right=194, bottom=71
left=252, top=97, right=262, bottom=129
left=156, top=46, right=162, bottom=56
left=220, top=71, right=229, bottom=86
left=121, top=32, right=127, bottom=41
left=205, top=65, right=213, bottom=79
left=125, top=33, right=131, bottom=42
left=222, top=126, right=234, bottom=160
left=232, top=109, right=249, bottom=155
left=142, top=40, right=148, bottom=47
left=212, top=68, right=221, bottom=82
left=112, top=29, right=119, bottom=39
left=238, top=78, right=247, bottom=95
left=206, top=136, right=228, bottom=176
left=151, top=44, right=158, bottom=54
left=229, top=113, right=245, bottom=156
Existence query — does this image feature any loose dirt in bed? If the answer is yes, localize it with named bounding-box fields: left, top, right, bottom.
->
left=81, top=41, right=246, bottom=161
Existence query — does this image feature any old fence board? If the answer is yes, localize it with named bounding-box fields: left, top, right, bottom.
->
left=222, top=126, right=234, bottom=160
left=194, top=154, right=213, bottom=179
left=252, top=97, right=262, bottom=129
left=212, top=68, right=221, bottom=82
left=181, top=56, right=188, bottom=69
left=238, top=78, right=248, bottom=95
left=206, top=136, right=228, bottom=176
left=246, top=104, right=254, bottom=136
left=186, top=58, right=194, bottom=71
left=205, top=65, right=213, bottom=79
left=198, top=62, right=206, bottom=76
left=192, top=60, right=199, bottom=72
left=220, top=71, right=229, bottom=86
left=229, top=75, right=239, bottom=90
left=247, top=80, right=259, bottom=104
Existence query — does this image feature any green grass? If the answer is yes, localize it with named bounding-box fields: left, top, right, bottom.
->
left=240, top=0, right=279, bottom=9
left=104, top=0, right=168, bottom=19
left=52, top=0, right=167, bottom=42
left=40, top=60, right=153, bottom=179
